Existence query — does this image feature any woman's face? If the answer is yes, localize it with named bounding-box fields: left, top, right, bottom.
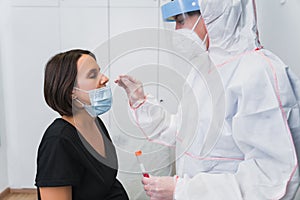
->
left=74, top=54, right=109, bottom=105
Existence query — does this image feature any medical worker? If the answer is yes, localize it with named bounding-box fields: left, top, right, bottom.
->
left=115, top=0, right=300, bottom=199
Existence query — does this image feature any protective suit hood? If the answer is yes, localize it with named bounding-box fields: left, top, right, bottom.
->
left=199, top=0, right=261, bottom=54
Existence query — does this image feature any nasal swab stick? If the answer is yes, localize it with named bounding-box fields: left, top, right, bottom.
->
left=135, top=150, right=149, bottom=178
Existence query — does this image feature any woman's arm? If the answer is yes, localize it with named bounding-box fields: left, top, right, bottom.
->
left=40, top=186, right=72, bottom=200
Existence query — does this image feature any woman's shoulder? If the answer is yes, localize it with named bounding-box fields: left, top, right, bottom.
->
left=38, top=118, right=80, bottom=151
left=43, top=118, right=76, bottom=139
left=37, top=118, right=83, bottom=161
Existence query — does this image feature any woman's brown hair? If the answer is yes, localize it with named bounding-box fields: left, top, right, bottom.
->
left=44, top=49, right=96, bottom=116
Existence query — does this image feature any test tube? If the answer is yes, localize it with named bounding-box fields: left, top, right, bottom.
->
left=135, top=150, right=150, bottom=178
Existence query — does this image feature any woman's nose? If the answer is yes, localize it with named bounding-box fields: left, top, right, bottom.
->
left=99, top=74, right=109, bottom=86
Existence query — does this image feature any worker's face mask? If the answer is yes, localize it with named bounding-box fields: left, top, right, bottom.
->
left=172, top=15, right=207, bottom=60
left=74, top=86, right=112, bottom=117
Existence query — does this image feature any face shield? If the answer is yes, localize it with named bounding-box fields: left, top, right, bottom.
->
left=161, top=0, right=200, bottom=21
left=161, top=0, right=201, bottom=30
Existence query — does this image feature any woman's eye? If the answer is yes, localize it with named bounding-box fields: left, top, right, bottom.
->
left=88, top=73, right=97, bottom=79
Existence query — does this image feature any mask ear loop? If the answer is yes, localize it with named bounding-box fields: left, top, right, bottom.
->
left=73, top=87, right=88, bottom=107
left=191, top=15, right=202, bottom=32
left=75, top=98, right=84, bottom=106
left=192, top=15, right=208, bottom=49
left=202, top=33, right=208, bottom=47
left=74, top=87, right=88, bottom=93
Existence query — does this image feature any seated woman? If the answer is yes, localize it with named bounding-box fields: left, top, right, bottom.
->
left=35, top=49, right=129, bottom=200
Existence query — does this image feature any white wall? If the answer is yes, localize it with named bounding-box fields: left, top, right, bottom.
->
left=0, top=0, right=9, bottom=192
left=0, top=78, right=8, bottom=192
left=4, top=3, right=61, bottom=188
left=0, top=49, right=9, bottom=192
left=256, top=0, right=300, bottom=77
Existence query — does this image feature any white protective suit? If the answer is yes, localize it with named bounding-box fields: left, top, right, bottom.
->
left=130, top=0, right=300, bottom=199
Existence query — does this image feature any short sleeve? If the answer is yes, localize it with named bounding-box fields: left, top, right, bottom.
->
left=35, top=135, right=82, bottom=187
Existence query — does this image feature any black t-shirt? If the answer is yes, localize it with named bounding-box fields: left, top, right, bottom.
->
left=35, top=118, right=129, bottom=200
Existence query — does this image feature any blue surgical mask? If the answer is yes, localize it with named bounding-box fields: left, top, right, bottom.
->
left=74, top=86, right=112, bottom=117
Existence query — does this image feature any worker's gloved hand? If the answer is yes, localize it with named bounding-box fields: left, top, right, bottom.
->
left=115, top=75, right=145, bottom=107
left=142, top=175, right=177, bottom=200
